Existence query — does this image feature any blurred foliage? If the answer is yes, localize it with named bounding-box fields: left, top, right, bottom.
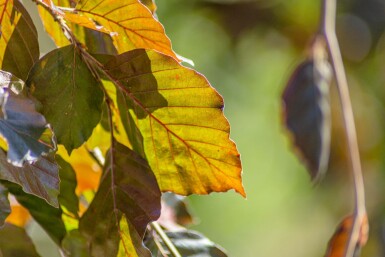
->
left=22, top=0, right=385, bottom=256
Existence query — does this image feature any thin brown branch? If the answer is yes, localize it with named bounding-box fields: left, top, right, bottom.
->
left=320, top=0, right=367, bottom=256
left=151, top=222, right=182, bottom=257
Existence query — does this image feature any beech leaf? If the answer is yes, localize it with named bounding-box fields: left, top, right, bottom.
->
left=0, top=223, right=41, bottom=257
left=1, top=180, right=66, bottom=244
left=27, top=45, right=104, bottom=153
left=0, top=0, right=39, bottom=81
left=57, top=155, right=79, bottom=216
left=101, top=49, right=244, bottom=196
left=0, top=184, right=10, bottom=227
left=0, top=71, right=56, bottom=166
left=74, top=0, right=177, bottom=59
left=146, top=230, right=227, bottom=257
left=0, top=150, right=60, bottom=207
left=282, top=58, right=331, bottom=180
left=79, top=142, right=161, bottom=257
left=325, top=215, right=369, bottom=257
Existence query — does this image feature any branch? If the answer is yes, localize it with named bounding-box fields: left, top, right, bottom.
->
left=150, top=222, right=182, bottom=257
left=320, top=0, right=367, bottom=256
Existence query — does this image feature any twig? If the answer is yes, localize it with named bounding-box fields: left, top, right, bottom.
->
left=151, top=222, right=182, bottom=257
left=319, top=0, right=366, bottom=256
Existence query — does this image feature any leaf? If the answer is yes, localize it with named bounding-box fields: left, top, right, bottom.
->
left=140, top=0, right=157, bottom=14
left=4, top=199, right=30, bottom=228
left=1, top=180, right=66, bottom=244
left=101, top=49, right=244, bottom=196
left=0, top=0, right=40, bottom=81
left=0, top=223, right=41, bottom=257
left=159, top=193, right=194, bottom=229
left=282, top=58, right=331, bottom=180
left=0, top=184, right=10, bottom=226
left=74, top=0, right=177, bottom=59
left=61, top=230, right=89, bottom=257
left=79, top=142, right=161, bottom=257
left=57, top=155, right=79, bottom=217
left=0, top=150, right=60, bottom=207
left=0, top=71, right=56, bottom=166
left=325, top=215, right=369, bottom=257
left=27, top=45, right=104, bottom=153
left=146, top=230, right=228, bottom=257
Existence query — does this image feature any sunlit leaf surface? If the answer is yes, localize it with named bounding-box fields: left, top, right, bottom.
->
left=0, top=0, right=39, bottom=81
left=27, top=45, right=104, bottom=153
left=101, top=49, right=244, bottom=196
left=79, top=142, right=160, bottom=257
left=0, top=71, right=56, bottom=166
left=75, top=0, right=177, bottom=59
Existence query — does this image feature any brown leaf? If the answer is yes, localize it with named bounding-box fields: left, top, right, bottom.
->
left=325, top=215, right=369, bottom=257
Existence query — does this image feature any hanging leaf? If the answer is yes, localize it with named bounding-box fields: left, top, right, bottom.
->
left=282, top=57, right=331, bottom=181
left=79, top=142, right=161, bottom=257
left=0, top=150, right=59, bottom=207
left=0, top=71, right=56, bottom=166
left=325, top=215, right=369, bottom=257
left=0, top=184, right=10, bottom=226
left=100, top=49, right=244, bottom=196
left=1, top=180, right=66, bottom=244
left=27, top=45, right=104, bottom=153
left=73, top=0, right=177, bottom=59
left=0, top=0, right=39, bottom=81
left=61, top=230, right=89, bottom=257
left=57, top=155, right=79, bottom=217
left=146, top=229, right=227, bottom=257
left=0, top=223, right=41, bottom=257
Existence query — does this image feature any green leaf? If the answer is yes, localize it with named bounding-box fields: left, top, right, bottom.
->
left=0, top=71, right=56, bottom=166
left=0, top=223, right=41, bottom=257
left=27, top=45, right=104, bottom=153
left=0, top=150, right=60, bottom=207
left=57, top=155, right=79, bottom=217
left=1, top=0, right=39, bottom=81
left=146, top=230, right=227, bottom=257
left=79, top=142, right=161, bottom=257
left=282, top=58, right=331, bottom=180
left=0, top=184, right=10, bottom=227
left=61, top=230, right=89, bottom=257
left=1, top=180, right=66, bottom=244
left=101, top=49, right=244, bottom=196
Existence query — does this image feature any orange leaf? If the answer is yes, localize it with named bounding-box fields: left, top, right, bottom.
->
left=325, top=214, right=369, bottom=257
left=5, top=197, right=31, bottom=227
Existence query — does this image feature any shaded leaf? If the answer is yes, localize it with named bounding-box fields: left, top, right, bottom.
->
left=0, top=71, right=56, bottom=166
left=146, top=229, right=227, bottom=257
left=27, top=45, right=104, bottom=153
left=79, top=142, right=160, bottom=257
left=75, top=0, right=177, bottom=59
left=0, top=223, right=41, bottom=257
left=57, top=155, right=79, bottom=217
left=282, top=58, right=331, bottom=180
left=325, top=215, right=369, bottom=257
left=0, top=184, right=10, bottom=226
left=140, top=0, right=157, bottom=14
left=0, top=150, right=60, bottom=207
left=0, top=0, right=39, bottom=81
left=61, top=230, right=89, bottom=257
left=1, top=180, right=66, bottom=244
left=159, top=193, right=194, bottom=230
left=101, top=49, right=244, bottom=196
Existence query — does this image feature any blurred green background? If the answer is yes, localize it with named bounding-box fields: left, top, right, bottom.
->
left=22, top=0, right=385, bottom=256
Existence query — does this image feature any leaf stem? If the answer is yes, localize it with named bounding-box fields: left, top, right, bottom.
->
left=320, top=0, right=366, bottom=256
left=151, top=222, right=182, bottom=257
